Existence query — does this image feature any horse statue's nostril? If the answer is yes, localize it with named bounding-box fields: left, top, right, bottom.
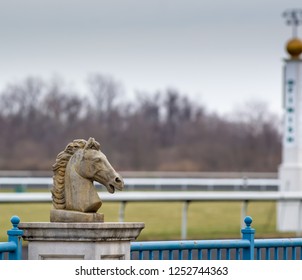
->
left=115, top=177, right=122, bottom=183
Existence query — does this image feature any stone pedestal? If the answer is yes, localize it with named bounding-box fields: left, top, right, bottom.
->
left=19, top=222, right=145, bottom=260
left=50, top=209, right=104, bottom=222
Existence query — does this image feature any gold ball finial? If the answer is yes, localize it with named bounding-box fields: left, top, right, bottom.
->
left=286, top=38, right=302, bottom=59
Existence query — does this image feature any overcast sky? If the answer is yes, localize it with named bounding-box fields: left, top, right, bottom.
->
left=0, top=0, right=301, bottom=115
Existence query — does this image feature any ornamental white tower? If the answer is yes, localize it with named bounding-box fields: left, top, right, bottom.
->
left=278, top=9, right=302, bottom=231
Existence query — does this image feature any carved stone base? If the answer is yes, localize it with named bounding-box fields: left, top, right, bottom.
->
left=50, top=209, right=104, bottom=223
left=19, top=222, right=145, bottom=260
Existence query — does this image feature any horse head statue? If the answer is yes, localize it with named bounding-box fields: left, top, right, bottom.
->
left=50, top=137, right=124, bottom=222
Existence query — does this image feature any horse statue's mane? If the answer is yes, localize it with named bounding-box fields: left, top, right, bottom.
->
left=51, top=138, right=100, bottom=209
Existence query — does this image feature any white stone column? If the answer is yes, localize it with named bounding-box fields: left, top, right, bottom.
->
left=19, top=222, right=144, bottom=260
left=278, top=57, right=302, bottom=231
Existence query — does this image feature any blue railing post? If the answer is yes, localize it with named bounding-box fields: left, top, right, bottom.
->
left=7, top=216, right=23, bottom=260
left=241, top=216, right=255, bottom=260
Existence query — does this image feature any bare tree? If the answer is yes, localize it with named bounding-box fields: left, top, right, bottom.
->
left=87, top=73, right=123, bottom=118
left=0, top=76, right=282, bottom=172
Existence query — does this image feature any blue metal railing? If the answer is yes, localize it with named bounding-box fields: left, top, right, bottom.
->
left=2, top=214, right=302, bottom=260
left=0, top=216, right=23, bottom=260
left=254, top=239, right=302, bottom=260
left=130, top=216, right=302, bottom=260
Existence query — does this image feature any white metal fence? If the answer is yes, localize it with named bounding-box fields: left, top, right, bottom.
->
left=0, top=177, right=279, bottom=191
left=1, top=191, right=302, bottom=239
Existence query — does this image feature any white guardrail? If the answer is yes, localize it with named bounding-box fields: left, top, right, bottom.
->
left=1, top=191, right=302, bottom=239
left=0, top=177, right=279, bottom=191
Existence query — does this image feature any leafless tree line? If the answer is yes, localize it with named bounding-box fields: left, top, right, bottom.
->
left=0, top=74, right=282, bottom=172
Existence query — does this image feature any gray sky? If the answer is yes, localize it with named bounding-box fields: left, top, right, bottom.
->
left=0, top=0, right=301, bottom=115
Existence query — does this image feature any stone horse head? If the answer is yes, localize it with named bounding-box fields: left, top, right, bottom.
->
left=50, top=137, right=124, bottom=221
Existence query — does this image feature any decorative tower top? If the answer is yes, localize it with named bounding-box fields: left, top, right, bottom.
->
left=283, top=8, right=302, bottom=59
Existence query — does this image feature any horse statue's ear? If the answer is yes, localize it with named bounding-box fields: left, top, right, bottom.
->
left=65, top=139, right=86, bottom=154
left=84, top=137, right=100, bottom=150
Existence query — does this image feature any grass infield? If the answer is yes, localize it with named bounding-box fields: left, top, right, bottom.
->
left=0, top=201, right=296, bottom=242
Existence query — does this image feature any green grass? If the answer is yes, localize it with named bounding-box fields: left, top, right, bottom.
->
left=0, top=200, right=296, bottom=242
